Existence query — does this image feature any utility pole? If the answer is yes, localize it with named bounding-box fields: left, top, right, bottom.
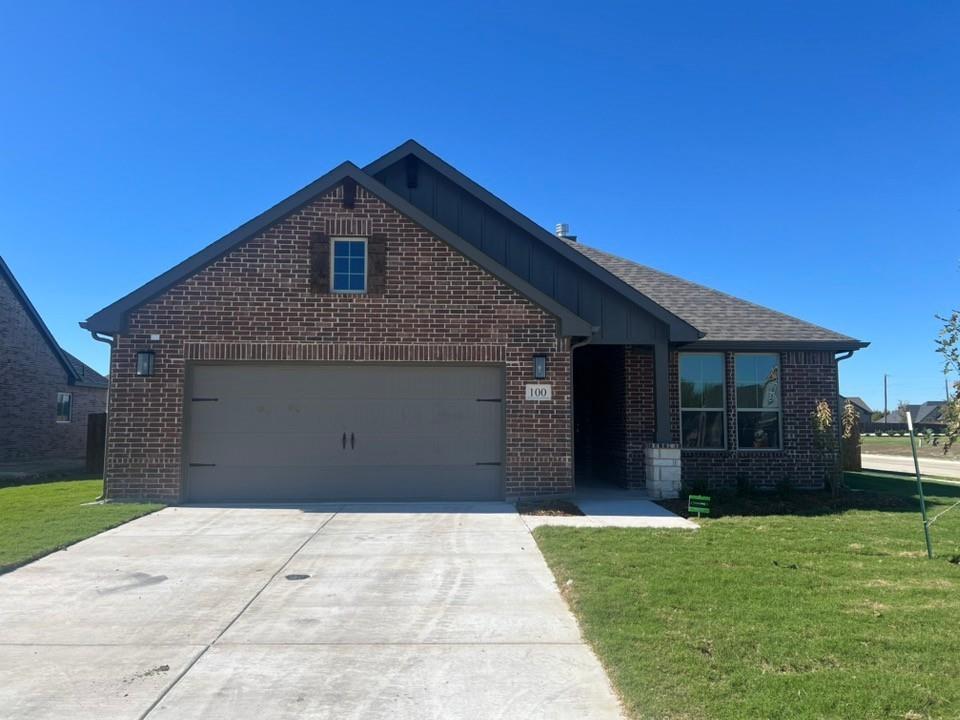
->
left=884, top=373, right=889, bottom=425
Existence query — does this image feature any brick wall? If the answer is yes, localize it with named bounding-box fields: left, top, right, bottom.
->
left=0, top=274, right=107, bottom=461
left=105, top=184, right=571, bottom=501
left=624, top=347, right=656, bottom=488
left=622, top=347, right=839, bottom=490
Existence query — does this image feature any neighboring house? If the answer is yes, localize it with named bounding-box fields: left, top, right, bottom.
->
left=840, top=395, right=873, bottom=425
left=874, top=401, right=947, bottom=430
left=1, top=256, right=108, bottom=462
left=82, top=140, right=867, bottom=503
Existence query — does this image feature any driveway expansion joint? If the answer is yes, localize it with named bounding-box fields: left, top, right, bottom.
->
left=137, top=509, right=341, bottom=720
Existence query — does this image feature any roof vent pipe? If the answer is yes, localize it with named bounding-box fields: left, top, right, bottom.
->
left=555, top=223, right=577, bottom=242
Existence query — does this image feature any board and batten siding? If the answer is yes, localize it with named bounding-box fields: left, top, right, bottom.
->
left=373, top=159, right=663, bottom=345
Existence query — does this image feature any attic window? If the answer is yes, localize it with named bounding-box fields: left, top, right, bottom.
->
left=331, top=238, right=367, bottom=293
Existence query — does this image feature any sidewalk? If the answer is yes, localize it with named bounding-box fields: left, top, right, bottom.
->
left=521, top=486, right=698, bottom=530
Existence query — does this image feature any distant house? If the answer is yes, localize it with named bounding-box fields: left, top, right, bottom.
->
left=0, top=256, right=108, bottom=462
left=841, top=396, right=873, bottom=425
left=873, top=401, right=947, bottom=430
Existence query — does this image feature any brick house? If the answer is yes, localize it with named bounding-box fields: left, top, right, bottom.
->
left=82, top=141, right=867, bottom=503
left=1, top=257, right=108, bottom=463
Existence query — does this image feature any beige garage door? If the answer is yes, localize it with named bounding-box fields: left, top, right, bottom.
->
left=184, top=364, right=504, bottom=502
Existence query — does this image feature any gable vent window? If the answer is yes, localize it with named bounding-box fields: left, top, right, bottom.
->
left=56, top=392, right=72, bottom=423
left=331, top=238, right=367, bottom=293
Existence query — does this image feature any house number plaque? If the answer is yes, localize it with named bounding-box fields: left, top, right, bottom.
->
left=525, top=384, right=552, bottom=401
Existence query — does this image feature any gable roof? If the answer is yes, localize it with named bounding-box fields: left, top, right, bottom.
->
left=82, top=140, right=867, bottom=352
left=1, top=255, right=82, bottom=384
left=63, top=350, right=109, bottom=389
left=364, top=140, right=701, bottom=342
left=564, top=240, right=868, bottom=350
left=841, top=396, right=873, bottom=414
left=81, top=162, right=592, bottom=337
left=875, top=402, right=947, bottom=425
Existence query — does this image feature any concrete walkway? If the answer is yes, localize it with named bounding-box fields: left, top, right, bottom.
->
left=0, top=503, right=623, bottom=720
left=522, top=487, right=699, bottom=530
left=862, top=453, right=960, bottom=481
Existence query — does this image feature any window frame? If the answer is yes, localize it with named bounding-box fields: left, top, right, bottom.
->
left=56, top=392, right=72, bottom=423
left=678, top=352, right=727, bottom=451
left=330, top=237, right=368, bottom=294
left=734, top=352, right=783, bottom=451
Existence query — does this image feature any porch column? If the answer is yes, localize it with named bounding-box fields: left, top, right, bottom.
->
left=647, top=335, right=681, bottom=499
left=653, top=337, right=671, bottom=443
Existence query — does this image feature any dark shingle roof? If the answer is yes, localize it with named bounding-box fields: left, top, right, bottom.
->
left=62, top=351, right=108, bottom=389
left=842, top=396, right=873, bottom=413
left=1, top=255, right=82, bottom=384
left=564, top=240, right=866, bottom=347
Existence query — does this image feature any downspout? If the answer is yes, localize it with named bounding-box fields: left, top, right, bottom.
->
left=88, top=331, right=115, bottom=501
left=835, top=350, right=855, bottom=490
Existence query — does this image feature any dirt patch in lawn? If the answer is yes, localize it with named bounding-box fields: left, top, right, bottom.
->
left=516, top=499, right=585, bottom=516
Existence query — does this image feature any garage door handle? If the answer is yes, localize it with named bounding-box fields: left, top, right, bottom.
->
left=342, top=432, right=347, bottom=449
left=350, top=432, right=355, bottom=449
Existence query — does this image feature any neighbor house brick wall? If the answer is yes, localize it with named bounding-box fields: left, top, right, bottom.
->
left=105, top=184, right=571, bottom=501
left=0, top=275, right=107, bottom=461
left=668, top=350, right=839, bottom=490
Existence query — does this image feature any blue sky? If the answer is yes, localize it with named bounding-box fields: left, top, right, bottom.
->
left=1, top=1, right=957, bottom=411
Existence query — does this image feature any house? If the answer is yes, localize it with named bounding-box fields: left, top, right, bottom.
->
left=81, top=141, right=868, bottom=503
left=1, top=256, right=108, bottom=463
left=874, top=402, right=947, bottom=431
left=840, top=395, right=873, bottom=424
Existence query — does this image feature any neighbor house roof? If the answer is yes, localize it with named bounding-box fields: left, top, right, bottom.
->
left=1, top=255, right=84, bottom=385
left=63, top=350, right=109, bottom=389
left=841, top=396, right=873, bottom=414
left=875, top=402, right=947, bottom=425
left=564, top=240, right=867, bottom=350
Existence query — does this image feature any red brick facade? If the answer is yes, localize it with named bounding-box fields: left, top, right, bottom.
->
left=0, top=273, right=107, bottom=462
left=104, top=185, right=572, bottom=501
left=571, top=347, right=838, bottom=490
left=620, top=347, right=839, bottom=490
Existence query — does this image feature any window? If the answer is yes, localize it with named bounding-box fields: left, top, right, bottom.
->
left=56, top=392, right=72, bottom=423
left=331, top=238, right=367, bottom=293
left=735, top=354, right=781, bottom=449
left=679, top=353, right=725, bottom=449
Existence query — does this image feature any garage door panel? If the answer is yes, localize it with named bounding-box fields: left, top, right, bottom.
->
left=186, top=364, right=503, bottom=502
left=188, top=464, right=502, bottom=503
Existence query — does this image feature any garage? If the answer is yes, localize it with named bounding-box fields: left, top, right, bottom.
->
left=184, top=364, right=504, bottom=502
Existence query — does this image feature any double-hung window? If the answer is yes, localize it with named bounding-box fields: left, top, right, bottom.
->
left=735, top=354, right=781, bottom=449
left=679, top=353, right=726, bottom=449
left=331, top=238, right=367, bottom=293
left=56, top=392, right=72, bottom=423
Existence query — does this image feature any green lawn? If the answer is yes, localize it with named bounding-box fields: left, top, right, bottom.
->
left=535, top=472, right=960, bottom=720
left=0, top=478, right=163, bottom=573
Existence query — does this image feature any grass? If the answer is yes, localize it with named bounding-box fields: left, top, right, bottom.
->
left=0, top=478, right=163, bottom=573
left=862, top=434, right=960, bottom=461
left=534, top=472, right=960, bottom=720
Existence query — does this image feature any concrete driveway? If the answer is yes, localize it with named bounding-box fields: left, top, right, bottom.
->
left=0, top=503, right=622, bottom=719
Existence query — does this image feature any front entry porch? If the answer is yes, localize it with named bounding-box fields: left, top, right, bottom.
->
left=572, top=345, right=681, bottom=499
